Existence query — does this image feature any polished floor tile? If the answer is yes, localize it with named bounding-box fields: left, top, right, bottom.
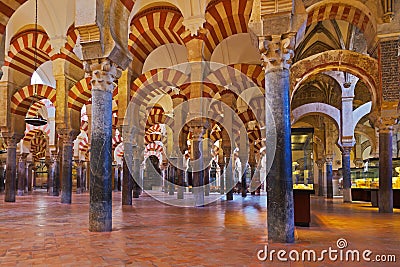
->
left=0, top=191, right=399, bottom=266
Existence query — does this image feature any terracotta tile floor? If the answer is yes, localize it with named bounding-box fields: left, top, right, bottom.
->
left=0, top=191, right=399, bottom=266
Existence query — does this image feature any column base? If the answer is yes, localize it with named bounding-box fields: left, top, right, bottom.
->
left=193, top=187, right=204, bottom=207
left=343, top=188, right=352, bottom=203
left=177, top=189, right=184, bottom=199
left=17, top=190, right=24, bottom=196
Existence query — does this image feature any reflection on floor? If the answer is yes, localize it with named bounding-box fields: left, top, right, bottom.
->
left=0, top=191, right=399, bottom=266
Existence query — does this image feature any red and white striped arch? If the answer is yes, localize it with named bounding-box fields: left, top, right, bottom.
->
left=26, top=98, right=53, bottom=119
left=146, top=124, right=162, bottom=135
left=5, top=29, right=52, bottom=77
left=68, top=77, right=119, bottom=112
left=145, top=132, right=162, bottom=145
left=129, top=6, right=185, bottom=66
left=145, top=142, right=163, bottom=160
left=23, top=128, right=49, bottom=143
left=79, top=136, right=89, bottom=155
left=23, top=129, right=48, bottom=161
left=180, top=82, right=222, bottom=99
left=306, top=2, right=376, bottom=48
left=51, top=25, right=83, bottom=69
left=146, top=106, right=166, bottom=130
left=30, top=134, right=47, bottom=160
left=11, top=84, right=56, bottom=116
left=205, top=66, right=260, bottom=96
left=114, top=142, right=124, bottom=160
left=130, top=68, right=189, bottom=106
left=0, top=0, right=29, bottom=36
left=230, top=64, right=265, bottom=89
left=204, top=0, right=253, bottom=59
left=112, top=132, right=123, bottom=149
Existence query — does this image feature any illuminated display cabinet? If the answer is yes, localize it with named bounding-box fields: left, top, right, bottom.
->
left=347, top=158, right=400, bottom=207
left=291, top=128, right=314, bottom=191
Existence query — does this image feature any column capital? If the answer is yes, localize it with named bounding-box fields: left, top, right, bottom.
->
left=188, top=118, right=210, bottom=141
left=377, top=117, right=396, bottom=133
left=341, top=146, right=353, bottom=156
left=316, top=159, right=325, bottom=169
left=58, top=129, right=79, bottom=146
left=2, top=133, right=23, bottom=148
left=324, top=155, right=334, bottom=165
left=259, top=33, right=295, bottom=72
left=18, top=153, right=28, bottom=162
left=83, top=58, right=122, bottom=94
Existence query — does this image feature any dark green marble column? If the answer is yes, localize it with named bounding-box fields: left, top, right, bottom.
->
left=0, top=161, right=5, bottom=193
left=177, top=156, right=185, bottom=199
left=132, top=156, right=141, bottom=198
left=4, top=134, right=21, bottom=202
left=316, top=159, right=324, bottom=196
left=17, top=154, right=27, bottom=196
left=341, top=146, right=352, bottom=203
left=263, top=35, right=295, bottom=243
left=325, top=157, right=333, bottom=199
left=89, top=59, right=118, bottom=232
left=48, top=151, right=60, bottom=196
left=189, top=122, right=206, bottom=207
left=379, top=125, right=393, bottom=213
left=122, top=142, right=133, bottom=205
left=59, top=130, right=76, bottom=204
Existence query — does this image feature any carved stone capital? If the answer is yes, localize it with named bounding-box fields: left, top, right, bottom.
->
left=18, top=153, right=28, bottom=162
left=316, top=159, right=325, bottom=169
left=2, top=133, right=23, bottom=148
left=341, top=146, right=353, bottom=156
left=50, top=150, right=59, bottom=162
left=188, top=118, right=210, bottom=141
left=260, top=34, right=295, bottom=72
left=377, top=117, right=396, bottom=133
left=83, top=58, right=121, bottom=94
left=58, top=129, right=79, bottom=146
left=324, top=155, right=334, bottom=165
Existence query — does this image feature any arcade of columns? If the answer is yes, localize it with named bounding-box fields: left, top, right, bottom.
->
left=0, top=0, right=399, bottom=243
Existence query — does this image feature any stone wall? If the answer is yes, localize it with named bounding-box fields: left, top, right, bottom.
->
left=379, top=38, right=400, bottom=102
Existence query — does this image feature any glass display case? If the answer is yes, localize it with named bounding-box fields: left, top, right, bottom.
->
left=291, top=128, right=314, bottom=190
left=350, top=158, right=400, bottom=189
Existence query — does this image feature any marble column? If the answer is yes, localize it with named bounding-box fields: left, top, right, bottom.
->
left=341, top=146, right=352, bottom=203
left=48, top=151, right=60, bottom=196
left=379, top=124, right=393, bottom=213
left=4, top=134, right=21, bottom=202
left=27, top=162, right=33, bottom=192
left=177, top=156, right=185, bottom=199
left=325, top=156, right=333, bottom=199
left=122, top=157, right=133, bottom=204
left=262, top=34, right=295, bottom=243
left=204, top=164, right=210, bottom=197
left=88, top=58, right=119, bottom=232
left=168, top=160, right=176, bottom=196
left=17, top=154, right=27, bottom=196
left=132, top=155, right=141, bottom=198
left=76, top=161, right=83, bottom=194
left=189, top=121, right=207, bottom=207
left=122, top=141, right=133, bottom=205
left=249, top=162, right=257, bottom=195
left=241, top=163, right=248, bottom=198
left=0, top=161, right=5, bottom=193
left=316, top=159, right=325, bottom=196
left=59, top=129, right=76, bottom=204
left=112, top=164, right=117, bottom=191
left=218, top=156, right=225, bottom=194
left=224, top=151, right=233, bottom=201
